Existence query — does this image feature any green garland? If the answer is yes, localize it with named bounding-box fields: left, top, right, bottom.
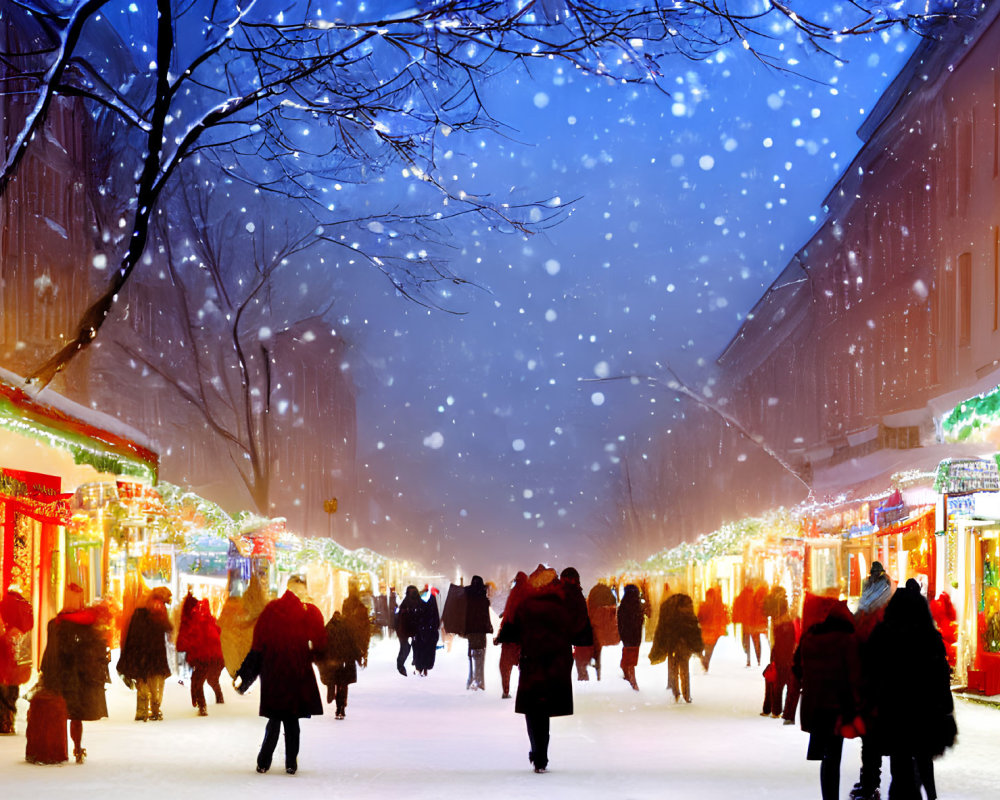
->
left=0, top=396, right=155, bottom=482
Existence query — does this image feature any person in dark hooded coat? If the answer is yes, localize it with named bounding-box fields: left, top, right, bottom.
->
left=318, top=609, right=364, bottom=719
left=863, top=581, right=956, bottom=800
left=413, top=589, right=440, bottom=676
left=394, top=585, right=423, bottom=676
left=495, top=565, right=592, bottom=774
left=462, top=575, right=493, bottom=690
left=235, top=576, right=326, bottom=775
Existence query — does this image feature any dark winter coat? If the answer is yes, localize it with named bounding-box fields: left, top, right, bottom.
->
left=863, top=587, right=956, bottom=759
left=413, top=593, right=441, bottom=672
left=341, top=591, right=371, bottom=663
left=41, top=610, right=109, bottom=721
left=496, top=578, right=592, bottom=718
left=463, top=576, right=493, bottom=650
left=649, top=593, right=703, bottom=664
left=117, top=602, right=173, bottom=682
left=616, top=585, right=646, bottom=648
left=792, top=601, right=860, bottom=737
left=237, top=590, right=326, bottom=719
left=177, top=599, right=224, bottom=669
left=770, top=616, right=798, bottom=670
left=395, top=586, right=424, bottom=640
left=318, top=612, right=363, bottom=689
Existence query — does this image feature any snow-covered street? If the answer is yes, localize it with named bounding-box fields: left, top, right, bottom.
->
left=1, top=632, right=997, bottom=799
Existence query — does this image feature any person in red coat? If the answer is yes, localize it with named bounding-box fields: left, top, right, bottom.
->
left=495, top=565, right=593, bottom=774
left=733, top=580, right=769, bottom=667
left=235, top=575, right=325, bottom=775
left=177, top=598, right=225, bottom=716
left=761, top=593, right=798, bottom=718
left=495, top=571, right=529, bottom=699
left=0, top=585, right=33, bottom=734
left=929, top=592, right=957, bottom=670
left=697, top=585, right=730, bottom=673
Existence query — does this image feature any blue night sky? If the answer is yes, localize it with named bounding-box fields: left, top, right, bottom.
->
left=324, top=12, right=922, bottom=578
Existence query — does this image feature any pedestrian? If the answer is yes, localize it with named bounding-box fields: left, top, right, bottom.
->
left=495, top=571, right=529, bottom=699
left=733, top=579, right=769, bottom=667
left=864, top=581, right=956, bottom=800
left=850, top=560, right=894, bottom=800
left=177, top=598, right=225, bottom=716
left=793, top=593, right=862, bottom=800
left=117, top=585, right=173, bottom=721
left=341, top=579, right=372, bottom=668
left=583, top=581, right=618, bottom=681
left=318, top=609, right=364, bottom=719
left=495, top=565, right=593, bottom=774
left=173, top=588, right=198, bottom=683
left=413, top=587, right=440, bottom=677
left=929, top=590, right=957, bottom=670
left=394, top=585, right=423, bottom=676
left=649, top=592, right=703, bottom=703
left=463, top=575, right=493, bottom=690
left=697, top=585, right=730, bottom=672
left=36, top=583, right=111, bottom=763
left=761, top=589, right=796, bottom=718
left=0, top=583, right=33, bottom=735
left=616, top=583, right=646, bottom=690
left=234, top=575, right=326, bottom=775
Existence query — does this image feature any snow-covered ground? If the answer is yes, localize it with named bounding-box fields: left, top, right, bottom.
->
left=2, top=632, right=997, bottom=799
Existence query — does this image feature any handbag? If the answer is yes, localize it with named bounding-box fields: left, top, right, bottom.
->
left=835, top=714, right=867, bottom=739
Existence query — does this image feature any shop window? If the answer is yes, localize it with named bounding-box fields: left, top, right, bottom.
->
left=879, top=423, right=920, bottom=450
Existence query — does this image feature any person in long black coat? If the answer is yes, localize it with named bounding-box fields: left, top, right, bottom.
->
left=318, top=610, right=363, bottom=719
left=495, top=565, right=593, bottom=773
left=413, top=590, right=440, bottom=677
left=394, top=585, right=423, bottom=676
left=863, top=583, right=956, bottom=800
left=463, top=576, right=493, bottom=690
left=235, top=576, right=326, bottom=775
left=39, top=584, right=110, bottom=763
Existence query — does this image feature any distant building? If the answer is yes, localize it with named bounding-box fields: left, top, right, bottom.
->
left=711, top=5, right=1000, bottom=517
